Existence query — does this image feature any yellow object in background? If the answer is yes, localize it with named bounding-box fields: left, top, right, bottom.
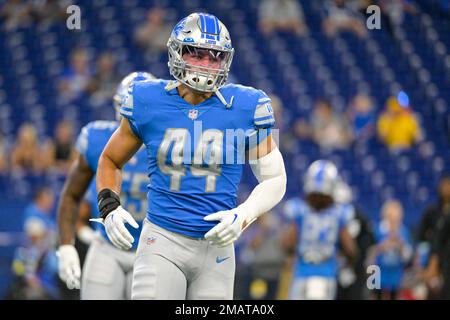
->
left=250, top=279, right=268, bottom=299
left=377, top=96, right=421, bottom=150
left=12, top=259, right=25, bottom=276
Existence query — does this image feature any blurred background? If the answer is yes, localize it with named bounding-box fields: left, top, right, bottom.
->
left=0, top=0, right=449, bottom=300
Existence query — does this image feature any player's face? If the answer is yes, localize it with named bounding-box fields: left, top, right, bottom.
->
left=182, top=46, right=226, bottom=71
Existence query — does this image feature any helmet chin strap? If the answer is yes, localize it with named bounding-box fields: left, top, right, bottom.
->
left=214, top=89, right=234, bottom=109
left=165, top=80, right=234, bottom=109
left=164, top=80, right=181, bottom=91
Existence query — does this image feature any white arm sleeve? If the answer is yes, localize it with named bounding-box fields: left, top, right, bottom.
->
left=238, top=147, right=287, bottom=228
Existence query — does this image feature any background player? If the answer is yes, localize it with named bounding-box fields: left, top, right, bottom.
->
left=94, top=12, right=287, bottom=300
left=57, top=72, right=155, bottom=299
left=282, top=160, right=357, bottom=300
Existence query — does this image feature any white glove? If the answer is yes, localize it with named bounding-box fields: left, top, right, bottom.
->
left=91, top=205, right=138, bottom=250
left=76, top=225, right=96, bottom=245
left=204, top=147, right=287, bottom=248
left=204, top=207, right=252, bottom=247
left=57, top=244, right=81, bottom=290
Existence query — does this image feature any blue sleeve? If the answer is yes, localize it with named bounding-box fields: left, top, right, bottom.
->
left=253, top=90, right=275, bottom=129
left=283, top=199, right=305, bottom=228
left=246, top=90, right=275, bottom=150
left=119, top=83, right=142, bottom=139
left=74, top=124, right=98, bottom=171
left=74, top=122, right=118, bottom=172
left=75, top=125, right=89, bottom=160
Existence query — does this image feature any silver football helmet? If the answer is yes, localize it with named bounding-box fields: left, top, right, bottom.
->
left=303, top=160, right=339, bottom=197
left=113, top=71, right=156, bottom=120
left=167, top=13, right=234, bottom=93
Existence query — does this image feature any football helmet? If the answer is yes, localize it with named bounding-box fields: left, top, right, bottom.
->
left=113, top=71, right=156, bottom=120
left=167, top=13, right=234, bottom=93
left=303, top=160, right=339, bottom=197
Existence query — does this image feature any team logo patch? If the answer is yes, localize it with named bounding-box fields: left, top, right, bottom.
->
left=146, top=237, right=156, bottom=245
left=188, top=109, right=198, bottom=120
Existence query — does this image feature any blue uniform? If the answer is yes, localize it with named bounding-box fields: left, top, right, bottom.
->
left=120, top=79, right=275, bottom=238
left=284, top=198, right=348, bottom=279
left=374, top=221, right=412, bottom=290
left=75, top=120, right=148, bottom=249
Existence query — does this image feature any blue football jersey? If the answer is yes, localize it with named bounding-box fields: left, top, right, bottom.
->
left=120, top=79, right=275, bottom=238
left=75, top=120, right=148, bottom=249
left=284, top=198, right=348, bottom=278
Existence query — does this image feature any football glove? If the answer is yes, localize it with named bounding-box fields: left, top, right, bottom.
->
left=92, top=188, right=138, bottom=250
left=91, top=205, right=138, bottom=250
left=204, top=206, right=253, bottom=247
left=57, top=244, right=81, bottom=290
left=204, top=147, right=286, bottom=247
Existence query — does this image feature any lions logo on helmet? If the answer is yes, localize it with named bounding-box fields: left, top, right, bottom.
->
left=113, top=71, right=156, bottom=121
left=303, top=160, right=339, bottom=197
left=167, top=13, right=234, bottom=93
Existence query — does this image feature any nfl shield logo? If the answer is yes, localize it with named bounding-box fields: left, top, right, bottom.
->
left=188, top=109, right=198, bottom=120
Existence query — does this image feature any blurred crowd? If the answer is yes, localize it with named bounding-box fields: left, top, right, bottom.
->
left=1, top=0, right=73, bottom=32
left=290, top=92, right=422, bottom=153
left=6, top=187, right=59, bottom=299
left=256, top=0, right=424, bottom=39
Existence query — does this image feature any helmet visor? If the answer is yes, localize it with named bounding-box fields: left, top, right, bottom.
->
left=181, top=45, right=230, bottom=69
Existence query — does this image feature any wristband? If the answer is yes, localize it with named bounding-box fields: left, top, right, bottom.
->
left=97, top=188, right=121, bottom=220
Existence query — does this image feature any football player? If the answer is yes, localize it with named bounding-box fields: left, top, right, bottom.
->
left=282, top=160, right=357, bottom=300
left=57, top=72, right=156, bottom=299
left=94, top=13, right=287, bottom=299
